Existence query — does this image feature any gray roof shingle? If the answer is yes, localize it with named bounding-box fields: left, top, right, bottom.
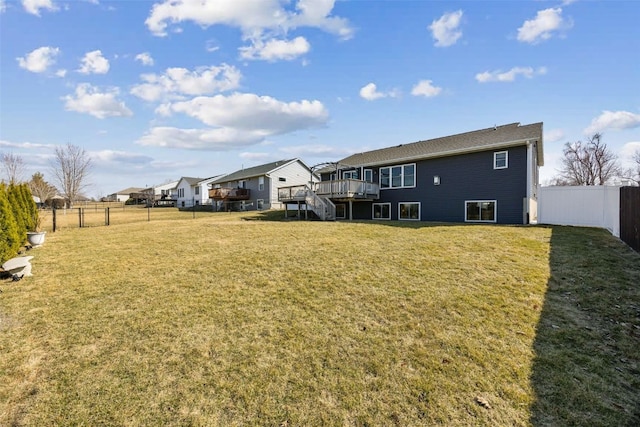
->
left=210, top=159, right=297, bottom=184
left=337, top=122, right=543, bottom=168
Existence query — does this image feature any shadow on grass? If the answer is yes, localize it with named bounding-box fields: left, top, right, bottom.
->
left=530, top=226, right=640, bottom=426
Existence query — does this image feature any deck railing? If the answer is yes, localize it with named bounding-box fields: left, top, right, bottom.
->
left=314, top=179, right=379, bottom=199
left=209, top=188, right=250, bottom=200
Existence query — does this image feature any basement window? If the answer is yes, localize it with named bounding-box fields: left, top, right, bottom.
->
left=372, top=203, right=391, bottom=220
left=465, top=200, right=496, bottom=222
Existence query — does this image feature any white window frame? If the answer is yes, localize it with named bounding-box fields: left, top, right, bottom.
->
left=238, top=180, right=247, bottom=189
left=335, top=204, right=346, bottom=219
left=494, top=151, right=508, bottom=169
left=399, top=202, right=420, bottom=221
left=364, top=169, right=373, bottom=182
left=465, top=200, right=497, bottom=223
left=343, top=170, right=357, bottom=180
left=258, top=176, right=264, bottom=191
left=379, top=163, right=416, bottom=189
left=372, top=203, right=391, bottom=220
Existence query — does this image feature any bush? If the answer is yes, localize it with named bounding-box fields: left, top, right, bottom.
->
left=0, top=183, right=22, bottom=263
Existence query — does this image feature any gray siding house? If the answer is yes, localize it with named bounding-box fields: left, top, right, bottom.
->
left=282, top=122, right=543, bottom=224
left=209, top=159, right=315, bottom=211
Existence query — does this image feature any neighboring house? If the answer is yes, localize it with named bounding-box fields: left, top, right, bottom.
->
left=153, top=180, right=179, bottom=201
left=174, top=177, right=204, bottom=208
left=209, top=159, right=315, bottom=211
left=107, top=187, right=144, bottom=203
left=280, top=122, right=543, bottom=224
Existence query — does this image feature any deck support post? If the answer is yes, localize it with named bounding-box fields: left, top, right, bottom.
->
left=349, top=200, right=353, bottom=220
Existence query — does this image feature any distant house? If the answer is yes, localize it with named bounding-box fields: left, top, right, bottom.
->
left=107, top=187, right=144, bottom=203
left=279, top=122, right=543, bottom=224
left=209, top=159, right=315, bottom=211
left=174, top=177, right=204, bottom=208
left=153, top=180, right=179, bottom=201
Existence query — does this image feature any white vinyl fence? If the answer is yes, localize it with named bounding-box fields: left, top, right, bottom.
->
left=538, top=186, right=621, bottom=237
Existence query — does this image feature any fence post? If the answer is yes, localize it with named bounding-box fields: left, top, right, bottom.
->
left=53, top=208, right=57, bottom=232
left=106, top=207, right=110, bottom=226
left=79, top=208, right=82, bottom=228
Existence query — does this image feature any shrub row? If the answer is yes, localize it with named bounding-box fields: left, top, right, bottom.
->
left=0, top=183, right=38, bottom=263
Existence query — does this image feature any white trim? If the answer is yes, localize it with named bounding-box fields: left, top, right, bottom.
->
left=372, top=202, right=391, bottom=220
left=379, top=163, right=416, bottom=190
left=343, top=170, right=357, bottom=180
left=258, top=176, right=264, bottom=191
left=399, top=202, right=421, bottom=221
left=364, top=169, right=373, bottom=182
left=493, top=151, right=508, bottom=169
left=465, top=200, right=497, bottom=223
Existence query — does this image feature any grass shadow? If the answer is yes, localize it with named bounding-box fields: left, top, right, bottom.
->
left=530, top=226, right=640, bottom=425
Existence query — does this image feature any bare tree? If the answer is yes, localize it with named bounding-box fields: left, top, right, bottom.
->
left=51, top=144, right=92, bottom=207
left=28, top=172, right=58, bottom=204
left=1, top=152, right=25, bottom=184
left=555, top=133, right=622, bottom=185
left=621, top=148, right=640, bottom=185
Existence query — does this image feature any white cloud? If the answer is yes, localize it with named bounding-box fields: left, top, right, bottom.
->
left=62, top=83, right=133, bottom=119
left=167, top=92, right=328, bottom=131
left=620, top=141, right=640, bottom=161
left=517, top=8, right=571, bottom=44
left=544, top=128, right=565, bottom=143
left=131, top=64, right=241, bottom=102
left=78, top=50, right=110, bottom=74
left=429, top=10, right=463, bottom=47
left=475, top=66, right=547, bottom=83
left=205, top=40, right=220, bottom=52
left=137, top=127, right=265, bottom=150
left=411, top=80, right=442, bottom=97
left=239, top=36, right=310, bottom=61
left=16, top=46, right=60, bottom=73
left=359, top=83, right=399, bottom=101
left=138, top=92, right=329, bottom=150
left=135, top=52, right=154, bottom=66
left=55, top=69, right=67, bottom=78
left=0, top=140, right=55, bottom=150
left=584, top=110, right=640, bottom=134
left=1, top=0, right=6, bottom=12
left=22, top=0, right=57, bottom=15
left=92, top=150, right=154, bottom=165
left=145, top=0, right=353, bottom=39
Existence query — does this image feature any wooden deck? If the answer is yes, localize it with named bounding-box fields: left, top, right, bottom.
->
left=209, top=188, right=250, bottom=200
left=278, top=179, right=379, bottom=202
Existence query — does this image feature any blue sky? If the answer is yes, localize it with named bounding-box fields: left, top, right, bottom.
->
left=1, top=0, right=639, bottom=197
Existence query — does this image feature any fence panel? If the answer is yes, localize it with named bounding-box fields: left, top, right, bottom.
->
left=620, top=186, right=640, bottom=252
left=538, top=186, right=621, bottom=237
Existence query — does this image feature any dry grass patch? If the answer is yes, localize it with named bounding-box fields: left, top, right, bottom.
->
left=1, top=212, right=638, bottom=425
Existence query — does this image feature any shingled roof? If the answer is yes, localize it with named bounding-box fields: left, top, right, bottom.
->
left=338, top=122, right=544, bottom=168
left=210, top=159, right=298, bottom=184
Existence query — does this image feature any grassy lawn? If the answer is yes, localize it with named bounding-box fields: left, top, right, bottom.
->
left=1, top=211, right=639, bottom=426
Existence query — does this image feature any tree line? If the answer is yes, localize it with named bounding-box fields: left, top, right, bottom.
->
left=1, top=144, right=92, bottom=263
left=1, top=144, right=92, bottom=208
left=551, top=133, right=640, bottom=186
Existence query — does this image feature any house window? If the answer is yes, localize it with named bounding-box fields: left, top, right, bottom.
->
left=195, top=186, right=200, bottom=195
left=257, top=199, right=264, bottom=210
left=278, top=177, right=286, bottom=182
left=399, top=202, right=420, bottom=220
left=335, top=204, right=346, bottom=219
left=258, top=176, right=264, bottom=191
left=372, top=203, right=391, bottom=220
left=178, top=188, right=184, bottom=198
left=494, top=151, right=508, bottom=169
left=343, top=170, right=357, bottom=180
left=364, top=169, right=373, bottom=182
left=238, top=180, right=246, bottom=189
left=380, top=163, right=416, bottom=189
left=465, top=200, right=497, bottom=222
